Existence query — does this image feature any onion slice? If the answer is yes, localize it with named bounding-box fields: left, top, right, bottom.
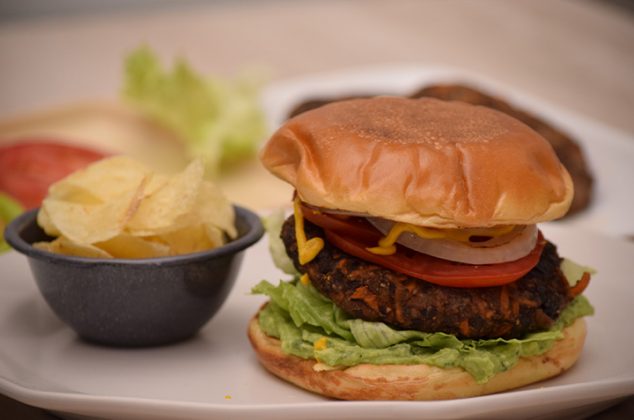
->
left=366, top=218, right=538, bottom=265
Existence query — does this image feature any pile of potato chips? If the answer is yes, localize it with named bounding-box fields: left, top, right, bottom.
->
left=35, top=156, right=236, bottom=259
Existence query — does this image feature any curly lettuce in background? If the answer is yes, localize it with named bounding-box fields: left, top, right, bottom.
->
left=122, top=46, right=267, bottom=176
left=0, top=193, right=23, bottom=253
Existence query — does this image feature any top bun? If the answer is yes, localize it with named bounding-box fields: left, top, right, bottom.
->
left=260, top=97, right=573, bottom=228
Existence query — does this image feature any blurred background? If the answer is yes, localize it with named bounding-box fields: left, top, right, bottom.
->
left=0, top=0, right=633, bottom=131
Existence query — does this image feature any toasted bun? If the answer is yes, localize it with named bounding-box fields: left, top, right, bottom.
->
left=260, top=97, right=573, bottom=228
left=248, top=313, right=587, bottom=400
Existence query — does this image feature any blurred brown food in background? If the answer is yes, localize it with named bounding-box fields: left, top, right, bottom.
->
left=288, top=84, right=594, bottom=218
left=412, top=85, right=593, bottom=217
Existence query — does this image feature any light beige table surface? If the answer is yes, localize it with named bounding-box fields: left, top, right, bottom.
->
left=1, top=0, right=633, bottom=133
left=0, top=1, right=632, bottom=418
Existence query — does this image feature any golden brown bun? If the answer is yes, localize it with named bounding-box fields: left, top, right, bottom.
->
left=260, top=97, right=573, bottom=228
left=248, top=313, right=587, bottom=400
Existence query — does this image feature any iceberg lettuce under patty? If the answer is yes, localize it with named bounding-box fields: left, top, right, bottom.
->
left=253, top=279, right=593, bottom=383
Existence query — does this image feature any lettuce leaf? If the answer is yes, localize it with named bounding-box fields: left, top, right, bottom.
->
left=0, top=193, right=24, bottom=253
left=122, top=46, right=267, bottom=175
left=561, top=258, right=597, bottom=287
left=253, top=279, right=594, bottom=383
left=262, top=210, right=299, bottom=276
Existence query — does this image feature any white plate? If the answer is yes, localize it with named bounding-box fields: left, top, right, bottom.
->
left=2, top=66, right=634, bottom=419
left=1, top=224, right=634, bottom=420
left=260, top=65, right=634, bottom=238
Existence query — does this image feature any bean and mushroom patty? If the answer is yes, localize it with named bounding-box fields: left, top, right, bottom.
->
left=281, top=216, right=573, bottom=339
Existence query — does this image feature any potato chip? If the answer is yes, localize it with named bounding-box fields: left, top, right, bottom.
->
left=204, top=224, right=226, bottom=249
left=126, top=160, right=204, bottom=235
left=42, top=177, right=146, bottom=244
left=36, top=206, right=61, bottom=237
left=46, top=184, right=102, bottom=205
left=153, top=224, right=216, bottom=255
left=143, top=173, right=169, bottom=197
left=158, top=179, right=236, bottom=241
left=35, top=156, right=237, bottom=259
left=34, top=236, right=113, bottom=259
left=194, top=180, right=237, bottom=239
left=48, top=155, right=151, bottom=202
left=96, top=234, right=170, bottom=259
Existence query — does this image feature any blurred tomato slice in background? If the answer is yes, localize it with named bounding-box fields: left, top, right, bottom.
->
left=0, top=141, right=106, bottom=209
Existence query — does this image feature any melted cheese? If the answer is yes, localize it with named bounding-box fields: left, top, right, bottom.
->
left=300, top=273, right=311, bottom=285
left=367, top=222, right=516, bottom=256
left=294, top=198, right=324, bottom=264
left=366, top=244, right=397, bottom=255
left=314, top=337, right=328, bottom=351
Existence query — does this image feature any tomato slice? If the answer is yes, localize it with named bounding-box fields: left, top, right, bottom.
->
left=301, top=205, right=545, bottom=288
left=0, top=141, right=107, bottom=209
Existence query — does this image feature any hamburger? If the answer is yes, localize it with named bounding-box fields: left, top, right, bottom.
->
left=249, top=97, right=594, bottom=400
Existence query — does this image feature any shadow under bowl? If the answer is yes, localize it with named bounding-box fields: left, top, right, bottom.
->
left=4, top=206, right=264, bottom=347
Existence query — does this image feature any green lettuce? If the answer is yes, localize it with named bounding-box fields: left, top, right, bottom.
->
left=253, top=279, right=594, bottom=383
left=262, top=210, right=299, bottom=276
left=122, top=46, right=267, bottom=175
left=561, top=258, right=597, bottom=287
left=0, top=193, right=24, bottom=253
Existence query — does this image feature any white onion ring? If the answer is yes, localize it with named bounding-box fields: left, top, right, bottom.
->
left=367, top=218, right=538, bottom=265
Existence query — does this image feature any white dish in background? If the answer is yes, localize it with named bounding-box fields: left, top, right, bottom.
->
left=2, top=66, right=634, bottom=419
left=260, top=65, right=634, bottom=238
left=1, top=224, right=634, bottom=420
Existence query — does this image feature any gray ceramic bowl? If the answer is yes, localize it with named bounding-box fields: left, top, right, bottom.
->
left=4, top=206, right=263, bottom=347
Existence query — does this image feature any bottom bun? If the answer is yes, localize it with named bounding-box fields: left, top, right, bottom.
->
left=247, top=310, right=587, bottom=400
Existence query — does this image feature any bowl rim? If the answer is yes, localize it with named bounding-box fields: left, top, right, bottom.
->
left=4, top=205, right=264, bottom=266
